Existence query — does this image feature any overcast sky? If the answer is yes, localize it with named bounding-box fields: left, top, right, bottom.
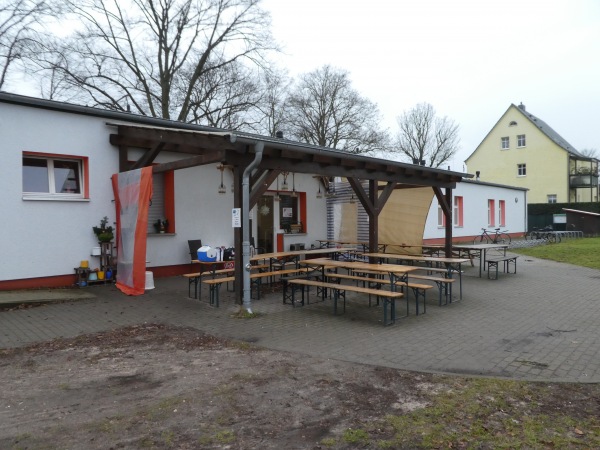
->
left=262, top=0, right=600, bottom=171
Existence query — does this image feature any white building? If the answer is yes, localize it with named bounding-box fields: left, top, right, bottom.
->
left=1, top=93, right=326, bottom=290
left=2, top=93, right=471, bottom=292
left=423, top=179, right=528, bottom=244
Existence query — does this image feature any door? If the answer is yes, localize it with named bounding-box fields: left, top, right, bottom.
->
left=256, top=196, right=274, bottom=253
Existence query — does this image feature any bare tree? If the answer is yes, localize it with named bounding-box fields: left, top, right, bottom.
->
left=30, top=0, right=276, bottom=122
left=286, top=65, right=389, bottom=154
left=580, top=148, right=598, bottom=158
left=185, top=59, right=262, bottom=130
left=0, top=0, right=54, bottom=90
left=395, top=102, right=460, bottom=168
left=251, top=67, right=292, bottom=137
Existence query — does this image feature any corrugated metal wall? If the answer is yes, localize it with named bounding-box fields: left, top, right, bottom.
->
left=326, top=179, right=369, bottom=243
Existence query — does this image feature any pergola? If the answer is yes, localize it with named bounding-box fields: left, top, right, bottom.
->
left=110, top=123, right=471, bottom=309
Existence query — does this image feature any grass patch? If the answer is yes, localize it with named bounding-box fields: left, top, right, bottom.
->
left=230, top=309, right=262, bottom=319
left=342, top=427, right=370, bottom=444
left=377, top=377, right=600, bottom=449
left=512, top=237, right=600, bottom=270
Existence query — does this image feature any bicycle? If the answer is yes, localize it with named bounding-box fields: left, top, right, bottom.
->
left=524, top=226, right=560, bottom=244
left=473, top=228, right=511, bottom=245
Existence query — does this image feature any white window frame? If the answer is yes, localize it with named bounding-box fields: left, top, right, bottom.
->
left=23, top=155, right=86, bottom=201
left=547, top=194, right=557, bottom=204
left=437, top=203, right=444, bottom=227
left=501, top=137, right=510, bottom=150
left=453, top=196, right=463, bottom=227
left=517, top=134, right=526, bottom=148
left=517, top=164, right=527, bottom=177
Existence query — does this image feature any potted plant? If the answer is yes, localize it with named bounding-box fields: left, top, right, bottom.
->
left=93, top=216, right=114, bottom=243
left=154, top=218, right=169, bottom=233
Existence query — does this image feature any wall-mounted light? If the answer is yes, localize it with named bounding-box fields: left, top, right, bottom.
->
left=316, top=184, right=323, bottom=199
left=274, top=176, right=281, bottom=201
left=217, top=164, right=226, bottom=194
left=291, top=173, right=297, bottom=197
left=281, top=172, right=289, bottom=191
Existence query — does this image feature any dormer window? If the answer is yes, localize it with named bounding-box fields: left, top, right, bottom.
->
left=509, top=121, right=517, bottom=126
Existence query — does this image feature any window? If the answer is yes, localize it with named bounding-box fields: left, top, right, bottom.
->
left=501, top=137, right=510, bottom=150
left=488, top=199, right=495, bottom=227
left=547, top=194, right=557, bottom=204
left=437, top=203, right=446, bottom=227
left=498, top=200, right=506, bottom=227
left=453, top=196, right=463, bottom=227
left=23, top=153, right=88, bottom=200
left=509, top=121, right=517, bottom=126
left=517, top=164, right=526, bottom=176
left=517, top=134, right=526, bottom=147
left=279, top=192, right=307, bottom=233
left=148, top=171, right=175, bottom=234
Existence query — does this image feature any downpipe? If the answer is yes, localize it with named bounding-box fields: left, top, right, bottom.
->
left=241, top=141, right=264, bottom=313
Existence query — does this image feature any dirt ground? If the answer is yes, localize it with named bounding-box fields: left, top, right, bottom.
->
left=1, top=323, right=599, bottom=449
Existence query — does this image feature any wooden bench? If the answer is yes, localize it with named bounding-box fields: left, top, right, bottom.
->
left=325, top=272, right=433, bottom=315
left=202, top=267, right=312, bottom=307
left=288, top=279, right=404, bottom=326
left=183, top=264, right=268, bottom=299
left=280, top=270, right=324, bottom=307
left=408, top=274, right=455, bottom=306
left=485, top=256, right=518, bottom=280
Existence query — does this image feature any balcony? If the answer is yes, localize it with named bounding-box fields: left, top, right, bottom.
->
left=570, top=173, right=599, bottom=187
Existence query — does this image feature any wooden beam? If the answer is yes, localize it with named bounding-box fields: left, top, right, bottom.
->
left=444, top=188, right=453, bottom=257
left=109, top=132, right=234, bottom=154
left=347, top=177, right=374, bottom=216
left=151, top=151, right=226, bottom=173
left=250, top=169, right=281, bottom=208
left=433, top=186, right=451, bottom=215
left=377, top=181, right=397, bottom=211
left=118, top=146, right=129, bottom=172
left=131, top=141, right=165, bottom=169
left=368, top=179, right=379, bottom=255
left=257, top=158, right=457, bottom=188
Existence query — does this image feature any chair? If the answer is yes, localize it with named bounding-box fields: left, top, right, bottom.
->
left=187, top=239, right=202, bottom=262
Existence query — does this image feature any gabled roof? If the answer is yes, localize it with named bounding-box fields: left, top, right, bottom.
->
left=465, top=103, right=586, bottom=162
left=515, top=103, right=584, bottom=157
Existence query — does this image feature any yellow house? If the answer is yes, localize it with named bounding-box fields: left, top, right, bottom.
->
left=465, top=103, right=599, bottom=204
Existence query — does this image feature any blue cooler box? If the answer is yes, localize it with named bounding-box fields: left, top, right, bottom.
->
left=197, top=246, right=218, bottom=262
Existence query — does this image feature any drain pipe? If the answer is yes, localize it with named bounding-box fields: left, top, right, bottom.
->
left=241, top=141, right=264, bottom=313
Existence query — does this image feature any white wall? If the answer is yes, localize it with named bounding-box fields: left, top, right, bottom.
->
left=1, top=101, right=327, bottom=282
left=423, top=180, right=527, bottom=241
left=2, top=103, right=120, bottom=280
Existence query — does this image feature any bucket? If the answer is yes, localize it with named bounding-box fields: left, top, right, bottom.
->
left=80, top=260, right=89, bottom=268
left=145, top=271, right=155, bottom=290
left=88, top=272, right=98, bottom=281
left=97, top=271, right=105, bottom=280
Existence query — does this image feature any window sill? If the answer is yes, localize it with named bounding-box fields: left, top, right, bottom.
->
left=23, top=196, right=90, bottom=202
left=148, top=232, right=176, bottom=237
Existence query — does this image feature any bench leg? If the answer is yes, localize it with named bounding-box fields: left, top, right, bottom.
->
left=332, top=288, right=345, bottom=315
left=507, top=258, right=517, bottom=274
left=251, top=278, right=261, bottom=300
left=383, top=297, right=396, bottom=326
left=411, top=288, right=426, bottom=315
left=487, top=261, right=499, bottom=280
left=290, top=284, right=305, bottom=307
left=208, top=283, right=220, bottom=307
